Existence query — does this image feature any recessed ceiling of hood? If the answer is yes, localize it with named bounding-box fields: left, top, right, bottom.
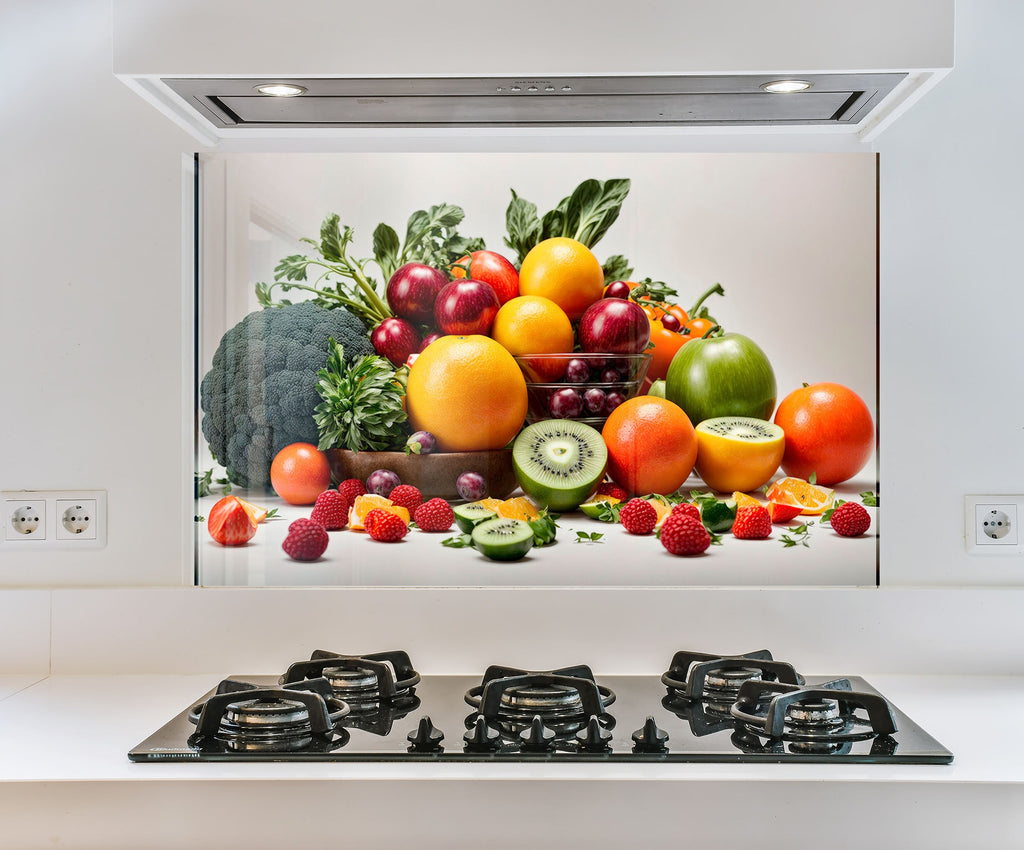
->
left=164, top=74, right=906, bottom=129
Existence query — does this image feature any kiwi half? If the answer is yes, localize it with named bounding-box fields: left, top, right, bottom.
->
left=452, top=502, right=498, bottom=534
left=512, top=420, right=608, bottom=512
left=471, top=517, right=535, bottom=561
left=694, top=416, right=785, bottom=493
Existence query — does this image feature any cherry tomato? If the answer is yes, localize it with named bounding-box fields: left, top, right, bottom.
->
left=683, top=317, right=716, bottom=341
left=645, top=318, right=690, bottom=383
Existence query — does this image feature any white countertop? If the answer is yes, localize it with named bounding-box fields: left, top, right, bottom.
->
left=0, top=673, right=1021, bottom=848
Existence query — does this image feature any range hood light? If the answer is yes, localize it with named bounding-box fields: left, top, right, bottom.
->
left=760, top=79, right=813, bottom=93
left=255, top=83, right=307, bottom=97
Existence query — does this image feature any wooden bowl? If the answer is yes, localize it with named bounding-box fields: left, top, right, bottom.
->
left=326, top=448, right=518, bottom=501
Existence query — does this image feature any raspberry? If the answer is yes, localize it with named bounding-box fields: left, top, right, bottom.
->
left=414, top=498, right=454, bottom=532
left=596, top=482, right=630, bottom=502
left=282, top=518, right=329, bottom=561
left=309, top=490, right=349, bottom=530
left=619, top=498, right=658, bottom=535
left=337, top=478, right=367, bottom=506
left=366, top=510, right=409, bottom=542
left=388, top=484, right=423, bottom=514
left=659, top=513, right=711, bottom=556
left=829, top=502, right=871, bottom=537
left=671, top=503, right=701, bottom=522
left=732, top=505, right=772, bottom=539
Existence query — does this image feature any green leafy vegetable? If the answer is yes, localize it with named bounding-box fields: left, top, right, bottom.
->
left=313, top=339, right=409, bottom=452
left=503, top=178, right=632, bottom=268
left=528, top=510, right=559, bottom=547
left=601, top=254, right=634, bottom=283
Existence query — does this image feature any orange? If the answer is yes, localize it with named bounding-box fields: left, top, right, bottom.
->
left=765, top=477, right=834, bottom=516
left=234, top=496, right=271, bottom=524
left=773, top=382, right=875, bottom=486
left=496, top=496, right=540, bottom=522
left=270, top=443, right=331, bottom=505
left=348, top=495, right=410, bottom=531
left=405, top=335, right=528, bottom=452
left=518, top=237, right=604, bottom=322
left=731, top=491, right=765, bottom=510
left=601, top=397, right=698, bottom=496
left=491, top=296, right=574, bottom=357
left=642, top=495, right=673, bottom=528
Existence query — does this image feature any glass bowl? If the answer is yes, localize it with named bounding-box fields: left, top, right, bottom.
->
left=514, top=353, right=652, bottom=427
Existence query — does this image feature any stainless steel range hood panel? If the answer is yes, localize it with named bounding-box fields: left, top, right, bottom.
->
left=165, top=74, right=905, bottom=129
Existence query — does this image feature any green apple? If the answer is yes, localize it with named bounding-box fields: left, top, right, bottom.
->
left=647, top=379, right=666, bottom=398
left=665, top=330, right=776, bottom=425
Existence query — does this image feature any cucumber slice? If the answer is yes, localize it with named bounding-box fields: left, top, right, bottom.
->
left=470, top=517, right=535, bottom=561
left=453, top=502, right=497, bottom=534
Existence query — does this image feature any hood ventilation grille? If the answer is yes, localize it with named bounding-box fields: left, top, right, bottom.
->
left=164, top=74, right=905, bottom=129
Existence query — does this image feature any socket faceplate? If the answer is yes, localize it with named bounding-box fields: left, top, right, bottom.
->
left=0, top=490, right=106, bottom=549
left=965, top=495, right=1024, bottom=556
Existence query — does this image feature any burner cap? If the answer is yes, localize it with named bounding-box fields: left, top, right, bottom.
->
left=224, top=697, right=310, bottom=729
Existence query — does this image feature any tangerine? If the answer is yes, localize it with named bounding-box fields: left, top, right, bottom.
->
left=518, top=237, right=604, bottom=322
left=270, top=443, right=331, bottom=505
left=496, top=496, right=540, bottom=522
left=491, top=296, right=574, bottom=357
left=773, top=382, right=875, bottom=486
left=348, top=495, right=410, bottom=531
left=405, top=335, right=528, bottom=452
left=601, top=396, right=698, bottom=496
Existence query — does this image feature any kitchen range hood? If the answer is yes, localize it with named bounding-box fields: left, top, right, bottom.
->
left=113, top=0, right=953, bottom=149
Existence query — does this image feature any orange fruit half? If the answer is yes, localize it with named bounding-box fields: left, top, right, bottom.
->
left=348, top=495, right=410, bottom=531
left=496, top=497, right=540, bottom=522
left=764, top=477, right=834, bottom=516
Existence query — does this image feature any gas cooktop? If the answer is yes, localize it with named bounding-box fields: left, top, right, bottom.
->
left=128, top=649, right=953, bottom=764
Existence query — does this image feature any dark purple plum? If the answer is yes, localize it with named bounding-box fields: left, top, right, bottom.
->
left=366, top=469, right=402, bottom=497
left=660, top=313, right=682, bottom=333
left=404, top=431, right=436, bottom=456
left=605, top=391, right=627, bottom=414
left=456, top=471, right=488, bottom=502
left=564, top=358, right=590, bottom=383
left=603, top=280, right=633, bottom=299
left=583, top=388, right=607, bottom=414
left=600, top=368, right=622, bottom=383
left=548, top=387, right=584, bottom=419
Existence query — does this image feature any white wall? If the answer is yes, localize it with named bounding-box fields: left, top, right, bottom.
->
left=0, top=0, right=1021, bottom=593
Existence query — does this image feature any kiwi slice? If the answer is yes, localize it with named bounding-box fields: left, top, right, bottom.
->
left=512, top=420, right=608, bottom=512
left=453, top=502, right=498, bottom=534
left=471, top=517, right=535, bottom=561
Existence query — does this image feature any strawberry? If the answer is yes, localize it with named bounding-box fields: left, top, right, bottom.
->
left=659, top=513, right=711, bottom=556
left=829, top=502, right=871, bottom=537
left=207, top=496, right=258, bottom=546
left=619, top=498, right=658, bottom=535
left=388, top=484, right=423, bottom=514
left=732, top=505, right=772, bottom=539
left=337, top=478, right=367, bottom=507
left=414, top=498, right=454, bottom=533
left=309, top=490, right=349, bottom=530
left=596, top=481, right=630, bottom=502
left=671, top=502, right=701, bottom=522
left=282, top=518, right=329, bottom=561
left=367, top=510, right=409, bottom=542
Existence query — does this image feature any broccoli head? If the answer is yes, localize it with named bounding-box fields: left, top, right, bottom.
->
left=200, top=302, right=373, bottom=490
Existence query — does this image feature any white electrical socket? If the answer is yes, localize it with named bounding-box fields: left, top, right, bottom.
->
left=4, top=500, right=46, bottom=541
left=0, top=490, right=106, bottom=549
left=964, top=495, right=1024, bottom=556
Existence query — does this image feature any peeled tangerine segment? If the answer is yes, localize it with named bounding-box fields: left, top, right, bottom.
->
left=765, top=477, right=834, bottom=516
left=694, top=416, right=785, bottom=494
left=348, top=495, right=410, bottom=530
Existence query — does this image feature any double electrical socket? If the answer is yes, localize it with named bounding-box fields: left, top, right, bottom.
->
left=1, top=490, right=107, bottom=549
left=964, top=495, right=1024, bottom=556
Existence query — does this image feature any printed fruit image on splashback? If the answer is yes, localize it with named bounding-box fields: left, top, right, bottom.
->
left=195, top=152, right=877, bottom=588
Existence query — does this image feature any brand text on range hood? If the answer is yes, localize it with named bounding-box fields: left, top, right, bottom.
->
left=164, top=74, right=906, bottom=129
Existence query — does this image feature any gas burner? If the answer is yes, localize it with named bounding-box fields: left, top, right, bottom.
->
left=465, top=665, right=616, bottom=737
left=730, top=677, right=899, bottom=745
left=280, top=650, right=421, bottom=711
left=187, top=677, right=350, bottom=753
left=661, top=649, right=804, bottom=708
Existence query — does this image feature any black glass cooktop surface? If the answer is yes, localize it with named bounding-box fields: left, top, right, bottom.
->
left=129, top=673, right=953, bottom=764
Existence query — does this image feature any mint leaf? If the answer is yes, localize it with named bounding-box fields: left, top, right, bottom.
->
left=860, top=491, right=878, bottom=507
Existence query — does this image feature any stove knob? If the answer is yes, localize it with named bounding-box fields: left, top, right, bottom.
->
left=407, top=716, right=444, bottom=752
left=519, top=715, right=556, bottom=752
left=576, top=714, right=613, bottom=752
left=463, top=715, right=501, bottom=752
left=631, top=716, right=669, bottom=753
